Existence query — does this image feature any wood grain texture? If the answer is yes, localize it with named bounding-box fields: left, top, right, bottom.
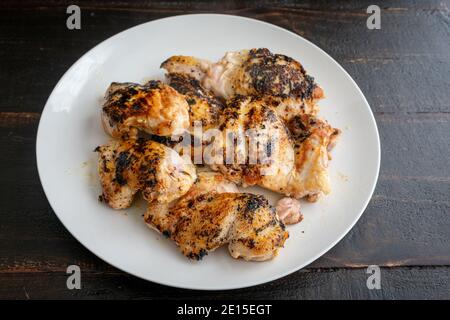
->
left=1, top=2, right=450, bottom=113
left=0, top=0, right=449, bottom=299
left=1, top=267, right=448, bottom=299
left=0, top=112, right=448, bottom=272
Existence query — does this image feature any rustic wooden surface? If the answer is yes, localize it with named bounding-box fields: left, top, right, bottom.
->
left=0, top=0, right=449, bottom=299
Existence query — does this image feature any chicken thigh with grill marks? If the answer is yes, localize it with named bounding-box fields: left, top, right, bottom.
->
left=102, top=80, right=190, bottom=139
left=193, top=95, right=339, bottom=202
left=161, top=48, right=323, bottom=121
left=145, top=171, right=289, bottom=261
left=96, top=138, right=196, bottom=209
left=283, top=113, right=340, bottom=200
left=206, top=95, right=295, bottom=189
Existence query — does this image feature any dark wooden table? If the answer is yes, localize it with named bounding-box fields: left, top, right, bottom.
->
left=1, top=0, right=449, bottom=299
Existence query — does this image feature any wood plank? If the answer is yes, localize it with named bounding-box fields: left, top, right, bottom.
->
left=0, top=5, right=449, bottom=113
left=1, top=0, right=447, bottom=11
left=0, top=112, right=448, bottom=273
left=0, top=267, right=448, bottom=299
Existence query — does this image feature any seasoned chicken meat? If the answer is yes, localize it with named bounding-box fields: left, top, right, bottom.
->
left=145, top=172, right=288, bottom=261
left=180, top=171, right=239, bottom=197
left=166, top=73, right=224, bottom=131
left=284, top=113, right=341, bottom=200
left=161, top=48, right=323, bottom=120
left=160, top=56, right=211, bottom=82
left=193, top=96, right=339, bottom=201
left=207, top=95, right=296, bottom=189
left=96, top=138, right=196, bottom=209
left=102, top=80, right=189, bottom=139
left=270, top=96, right=319, bottom=123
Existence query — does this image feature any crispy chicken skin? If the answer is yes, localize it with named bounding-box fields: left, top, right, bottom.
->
left=284, top=114, right=341, bottom=200
left=96, top=139, right=196, bottom=209
left=208, top=95, right=296, bottom=189
left=206, top=48, right=323, bottom=100
left=181, top=171, right=239, bottom=197
left=161, top=48, right=323, bottom=119
left=102, top=80, right=189, bottom=138
left=193, top=95, right=339, bottom=201
left=145, top=172, right=288, bottom=261
left=166, top=73, right=224, bottom=131
left=271, top=96, right=319, bottom=123
left=160, top=56, right=211, bottom=82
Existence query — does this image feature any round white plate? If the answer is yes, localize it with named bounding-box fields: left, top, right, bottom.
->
left=36, top=14, right=380, bottom=290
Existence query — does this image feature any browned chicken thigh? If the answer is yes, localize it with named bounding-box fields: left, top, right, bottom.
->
left=283, top=113, right=340, bottom=200
left=161, top=48, right=323, bottom=121
left=96, top=138, right=196, bottom=209
left=102, top=80, right=189, bottom=139
left=145, top=172, right=289, bottom=261
left=207, top=95, right=295, bottom=189
left=190, top=95, right=339, bottom=202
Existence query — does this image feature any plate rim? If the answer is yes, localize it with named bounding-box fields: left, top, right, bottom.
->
left=36, top=13, right=381, bottom=290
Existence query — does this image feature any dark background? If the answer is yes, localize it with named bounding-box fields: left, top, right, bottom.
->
left=0, top=0, right=449, bottom=299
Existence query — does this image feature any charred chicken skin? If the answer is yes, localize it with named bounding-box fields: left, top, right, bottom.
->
left=96, top=138, right=196, bottom=209
left=166, top=73, right=224, bottom=131
left=102, top=80, right=189, bottom=139
left=161, top=48, right=323, bottom=121
left=190, top=95, right=339, bottom=201
left=145, top=172, right=289, bottom=261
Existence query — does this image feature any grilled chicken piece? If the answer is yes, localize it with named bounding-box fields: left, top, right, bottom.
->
left=96, top=138, right=196, bottom=209
left=102, top=80, right=189, bottom=139
left=207, top=95, right=295, bottom=189
left=160, top=56, right=211, bottom=82
left=166, top=73, right=224, bottom=131
left=161, top=48, right=323, bottom=120
left=180, top=171, right=239, bottom=197
left=193, top=96, right=339, bottom=201
left=284, top=113, right=341, bottom=200
left=145, top=172, right=288, bottom=261
left=270, top=96, right=319, bottom=123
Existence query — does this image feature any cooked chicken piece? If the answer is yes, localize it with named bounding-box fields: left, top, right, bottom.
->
left=160, top=56, right=211, bottom=82
left=166, top=73, right=224, bottom=131
left=102, top=80, right=189, bottom=139
left=181, top=171, right=239, bottom=197
left=145, top=172, right=288, bottom=261
left=276, top=197, right=303, bottom=225
left=207, top=95, right=295, bottom=189
left=283, top=114, right=341, bottom=200
left=271, top=96, right=319, bottom=123
left=96, top=138, right=196, bottom=209
left=161, top=48, right=323, bottom=119
left=193, top=96, right=339, bottom=201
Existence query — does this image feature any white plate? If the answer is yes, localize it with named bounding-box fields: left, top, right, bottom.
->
left=36, top=14, right=380, bottom=290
